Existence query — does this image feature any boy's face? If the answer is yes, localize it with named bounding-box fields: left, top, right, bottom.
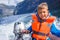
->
left=38, top=8, right=49, bottom=20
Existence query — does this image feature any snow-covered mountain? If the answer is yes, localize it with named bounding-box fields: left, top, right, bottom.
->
left=0, top=0, right=24, bottom=6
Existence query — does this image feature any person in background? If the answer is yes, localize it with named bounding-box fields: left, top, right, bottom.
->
left=22, top=2, right=56, bottom=40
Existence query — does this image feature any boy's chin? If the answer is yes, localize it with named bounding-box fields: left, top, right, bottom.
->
left=41, top=17, right=47, bottom=20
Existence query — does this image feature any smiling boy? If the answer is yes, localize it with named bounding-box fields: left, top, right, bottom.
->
left=22, top=2, right=56, bottom=40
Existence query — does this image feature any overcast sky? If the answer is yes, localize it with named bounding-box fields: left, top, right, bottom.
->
left=0, top=0, right=24, bottom=6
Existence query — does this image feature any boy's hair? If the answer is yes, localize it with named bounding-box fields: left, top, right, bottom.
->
left=38, top=2, right=48, bottom=10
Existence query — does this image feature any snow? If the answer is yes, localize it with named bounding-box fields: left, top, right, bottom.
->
left=0, top=13, right=32, bottom=40
left=0, top=23, right=14, bottom=40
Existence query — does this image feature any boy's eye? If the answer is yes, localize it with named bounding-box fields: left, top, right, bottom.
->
left=43, top=11, right=45, bottom=13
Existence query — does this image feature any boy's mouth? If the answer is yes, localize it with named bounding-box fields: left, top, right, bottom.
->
left=42, top=16, right=48, bottom=19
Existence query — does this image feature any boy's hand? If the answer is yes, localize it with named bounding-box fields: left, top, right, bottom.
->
left=21, top=30, right=30, bottom=34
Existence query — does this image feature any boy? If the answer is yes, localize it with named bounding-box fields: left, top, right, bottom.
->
left=22, top=2, right=56, bottom=40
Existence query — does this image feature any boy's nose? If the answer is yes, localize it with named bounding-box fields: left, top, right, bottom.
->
left=42, top=13, right=44, bottom=15
left=42, top=13, right=46, bottom=16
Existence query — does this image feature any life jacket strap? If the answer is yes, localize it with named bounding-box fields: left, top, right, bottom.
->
left=33, top=30, right=49, bottom=36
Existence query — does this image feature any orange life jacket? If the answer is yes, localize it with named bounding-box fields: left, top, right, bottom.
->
left=32, top=14, right=56, bottom=40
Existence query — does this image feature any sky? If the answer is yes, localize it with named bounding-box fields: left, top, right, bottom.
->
left=0, top=0, right=24, bottom=6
